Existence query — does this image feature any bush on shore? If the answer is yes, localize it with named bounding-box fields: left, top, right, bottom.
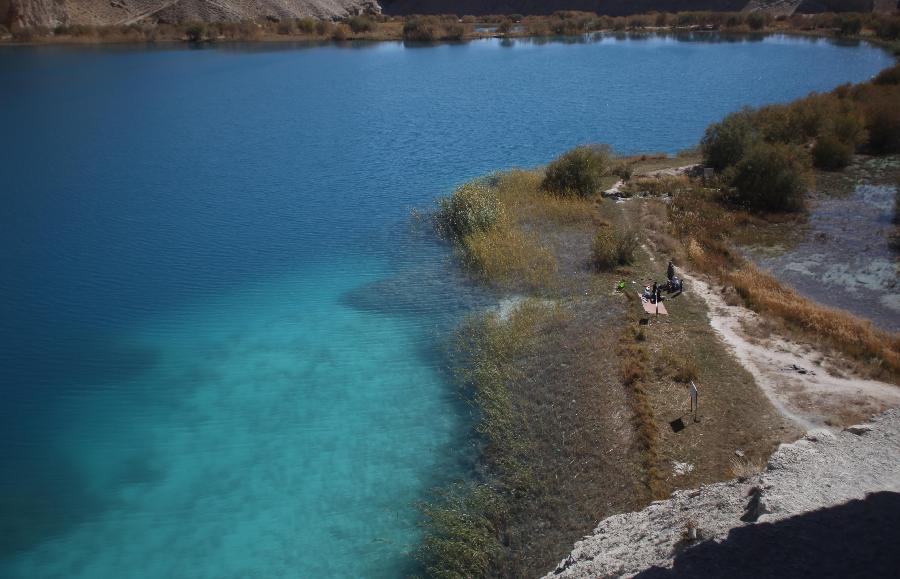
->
left=435, top=181, right=503, bottom=240
left=856, top=85, right=900, bottom=154
left=402, top=16, right=465, bottom=41
left=185, top=23, right=207, bottom=42
left=812, top=133, right=854, bottom=170
left=346, top=15, right=375, bottom=33
left=541, top=145, right=612, bottom=197
left=701, top=110, right=757, bottom=172
left=729, top=142, right=810, bottom=212
left=592, top=226, right=638, bottom=270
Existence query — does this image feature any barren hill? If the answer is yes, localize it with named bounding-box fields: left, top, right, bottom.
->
left=4, top=0, right=380, bottom=28
left=378, top=0, right=891, bottom=16
left=5, top=0, right=896, bottom=29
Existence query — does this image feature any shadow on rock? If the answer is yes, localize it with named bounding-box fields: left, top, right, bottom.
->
left=637, top=491, right=900, bottom=579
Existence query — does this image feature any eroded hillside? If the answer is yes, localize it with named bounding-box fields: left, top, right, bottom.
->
left=5, top=0, right=895, bottom=29
left=5, top=0, right=380, bottom=28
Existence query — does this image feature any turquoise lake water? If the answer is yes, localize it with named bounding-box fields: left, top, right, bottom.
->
left=0, top=34, right=894, bottom=578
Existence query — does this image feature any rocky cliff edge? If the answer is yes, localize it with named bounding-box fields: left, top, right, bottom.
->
left=547, top=409, right=900, bottom=578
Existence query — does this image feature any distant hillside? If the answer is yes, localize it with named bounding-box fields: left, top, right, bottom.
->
left=379, top=0, right=891, bottom=15
left=381, top=0, right=744, bottom=17
left=4, top=0, right=380, bottom=29
left=3, top=0, right=895, bottom=29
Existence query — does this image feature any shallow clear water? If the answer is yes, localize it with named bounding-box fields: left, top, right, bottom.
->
left=0, top=34, right=893, bottom=578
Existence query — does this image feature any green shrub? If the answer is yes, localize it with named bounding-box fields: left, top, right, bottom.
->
left=859, top=86, right=900, bottom=154
left=613, top=162, right=634, bottom=181
left=784, top=95, right=833, bottom=142
left=315, top=20, right=332, bottom=36
left=729, top=142, right=810, bottom=212
left=403, top=16, right=438, bottom=41
left=873, top=64, right=900, bottom=86
left=701, top=110, right=757, bottom=171
left=346, top=15, right=375, bottom=33
left=185, top=23, right=206, bottom=42
left=747, top=12, right=766, bottom=31
left=297, top=18, right=316, bottom=34
left=838, top=16, right=862, bottom=36
left=436, top=181, right=504, bottom=240
left=812, top=133, right=854, bottom=170
left=444, top=23, right=466, bottom=41
left=541, top=145, right=611, bottom=197
left=592, top=226, right=639, bottom=270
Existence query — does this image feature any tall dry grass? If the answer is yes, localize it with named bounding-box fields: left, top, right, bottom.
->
left=728, top=264, right=900, bottom=378
left=619, top=292, right=667, bottom=499
left=619, top=175, right=692, bottom=198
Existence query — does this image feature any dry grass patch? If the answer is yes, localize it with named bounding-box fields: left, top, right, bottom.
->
left=619, top=292, right=667, bottom=500
left=463, top=226, right=557, bottom=291
left=493, top=170, right=603, bottom=226
left=658, top=350, right=700, bottom=384
left=728, top=264, right=900, bottom=379
left=730, top=456, right=764, bottom=481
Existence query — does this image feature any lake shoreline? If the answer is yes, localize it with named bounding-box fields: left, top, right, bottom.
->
left=3, top=22, right=899, bottom=55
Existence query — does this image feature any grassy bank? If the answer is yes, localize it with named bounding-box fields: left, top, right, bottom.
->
left=4, top=11, right=900, bottom=51
left=419, top=141, right=798, bottom=576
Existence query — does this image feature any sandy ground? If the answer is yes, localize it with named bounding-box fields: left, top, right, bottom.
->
left=681, top=271, right=900, bottom=430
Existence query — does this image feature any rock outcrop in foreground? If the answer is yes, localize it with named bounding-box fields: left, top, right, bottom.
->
left=547, top=409, right=900, bottom=578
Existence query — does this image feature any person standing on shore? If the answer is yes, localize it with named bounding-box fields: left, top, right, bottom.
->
left=667, top=259, right=675, bottom=282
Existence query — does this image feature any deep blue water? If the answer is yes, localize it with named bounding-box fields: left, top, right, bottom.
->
left=0, top=34, right=893, bottom=578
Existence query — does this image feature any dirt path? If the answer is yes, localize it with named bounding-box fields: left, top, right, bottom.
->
left=682, top=271, right=900, bottom=429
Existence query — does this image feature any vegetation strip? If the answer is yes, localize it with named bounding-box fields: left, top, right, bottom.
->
left=419, top=57, right=898, bottom=577
left=4, top=11, right=900, bottom=53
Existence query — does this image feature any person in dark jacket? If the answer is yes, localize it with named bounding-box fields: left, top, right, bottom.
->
left=667, top=260, right=675, bottom=282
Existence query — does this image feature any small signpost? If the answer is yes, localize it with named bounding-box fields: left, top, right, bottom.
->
left=690, top=380, right=699, bottom=422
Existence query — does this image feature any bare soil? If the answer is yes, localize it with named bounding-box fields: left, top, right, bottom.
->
left=683, top=270, right=900, bottom=430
